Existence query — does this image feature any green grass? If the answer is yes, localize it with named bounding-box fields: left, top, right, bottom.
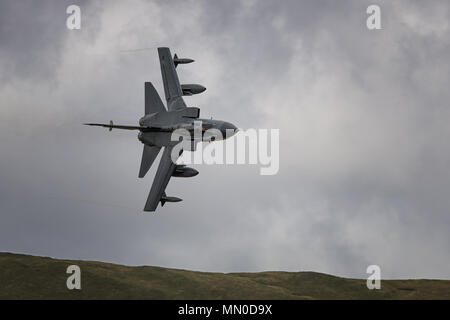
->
left=0, top=252, right=449, bottom=299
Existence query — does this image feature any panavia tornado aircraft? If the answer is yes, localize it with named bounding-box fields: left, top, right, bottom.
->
left=85, top=47, right=238, bottom=212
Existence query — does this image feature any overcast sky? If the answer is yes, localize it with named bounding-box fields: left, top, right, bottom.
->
left=1, top=0, right=450, bottom=279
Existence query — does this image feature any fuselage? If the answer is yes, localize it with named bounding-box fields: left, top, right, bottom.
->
left=138, top=114, right=238, bottom=148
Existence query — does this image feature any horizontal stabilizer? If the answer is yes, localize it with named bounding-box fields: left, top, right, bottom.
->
left=145, top=82, right=166, bottom=115
left=139, top=145, right=161, bottom=178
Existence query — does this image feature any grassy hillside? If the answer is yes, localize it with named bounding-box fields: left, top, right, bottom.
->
left=0, top=252, right=449, bottom=299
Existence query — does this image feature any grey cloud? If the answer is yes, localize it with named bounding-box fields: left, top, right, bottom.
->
left=1, top=0, right=450, bottom=279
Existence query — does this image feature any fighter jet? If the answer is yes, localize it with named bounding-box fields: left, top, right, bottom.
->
left=85, top=47, right=238, bottom=212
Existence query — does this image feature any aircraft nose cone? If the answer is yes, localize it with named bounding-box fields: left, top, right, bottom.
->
left=222, top=122, right=239, bottom=138
left=230, top=123, right=239, bottom=134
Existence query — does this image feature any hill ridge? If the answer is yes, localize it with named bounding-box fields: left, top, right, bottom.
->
left=1, top=252, right=449, bottom=299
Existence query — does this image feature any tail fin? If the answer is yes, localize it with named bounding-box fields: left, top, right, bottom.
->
left=139, top=145, right=161, bottom=178
left=145, top=82, right=166, bottom=115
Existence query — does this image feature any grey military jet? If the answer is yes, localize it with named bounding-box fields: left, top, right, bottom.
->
left=85, top=47, right=238, bottom=212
